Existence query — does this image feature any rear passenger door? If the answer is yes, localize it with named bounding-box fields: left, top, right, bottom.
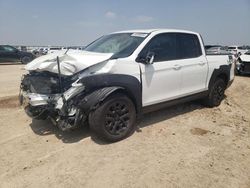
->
left=176, top=33, right=208, bottom=96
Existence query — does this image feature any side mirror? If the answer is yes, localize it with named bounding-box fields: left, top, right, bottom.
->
left=145, top=51, right=155, bottom=64
left=136, top=51, right=155, bottom=64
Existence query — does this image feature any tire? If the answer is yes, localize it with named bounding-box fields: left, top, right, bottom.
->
left=235, top=66, right=240, bottom=75
left=21, top=56, right=31, bottom=64
left=235, top=69, right=241, bottom=75
left=89, top=93, right=136, bottom=142
left=204, top=78, right=226, bottom=107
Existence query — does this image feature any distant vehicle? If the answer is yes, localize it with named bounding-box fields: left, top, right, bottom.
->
left=0, top=45, right=35, bottom=64
left=47, top=47, right=64, bottom=54
left=20, top=46, right=27, bottom=52
left=205, top=45, right=221, bottom=50
left=206, top=46, right=229, bottom=54
left=32, top=48, right=40, bottom=56
left=228, top=46, right=248, bottom=56
left=39, top=48, right=48, bottom=55
left=68, top=46, right=85, bottom=50
left=236, top=50, right=250, bottom=75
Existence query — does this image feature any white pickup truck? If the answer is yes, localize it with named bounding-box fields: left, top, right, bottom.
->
left=20, top=29, right=235, bottom=142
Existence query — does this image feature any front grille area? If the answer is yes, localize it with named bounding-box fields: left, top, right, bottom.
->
left=21, top=71, right=72, bottom=94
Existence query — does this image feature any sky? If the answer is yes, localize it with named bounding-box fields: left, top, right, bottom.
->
left=0, top=0, right=249, bottom=46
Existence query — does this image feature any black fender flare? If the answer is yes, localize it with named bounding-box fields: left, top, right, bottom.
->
left=79, top=86, right=128, bottom=115
left=78, top=73, right=142, bottom=114
left=208, top=64, right=232, bottom=89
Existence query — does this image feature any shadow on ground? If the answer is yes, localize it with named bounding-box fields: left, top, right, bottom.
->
left=29, top=100, right=206, bottom=144
left=0, top=62, right=22, bottom=65
left=30, top=119, right=91, bottom=143
left=138, top=101, right=203, bottom=129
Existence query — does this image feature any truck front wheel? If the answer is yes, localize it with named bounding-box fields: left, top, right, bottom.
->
left=89, top=93, right=136, bottom=142
left=205, top=78, right=226, bottom=107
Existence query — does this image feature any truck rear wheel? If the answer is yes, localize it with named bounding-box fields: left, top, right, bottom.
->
left=89, top=93, right=136, bottom=142
left=205, top=78, right=226, bottom=107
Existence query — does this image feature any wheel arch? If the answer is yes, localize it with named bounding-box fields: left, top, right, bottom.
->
left=78, top=73, right=142, bottom=115
left=208, top=64, right=231, bottom=89
left=79, top=86, right=139, bottom=115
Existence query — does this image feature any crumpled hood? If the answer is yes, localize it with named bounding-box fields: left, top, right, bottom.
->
left=240, top=54, right=250, bottom=62
left=25, top=50, right=113, bottom=75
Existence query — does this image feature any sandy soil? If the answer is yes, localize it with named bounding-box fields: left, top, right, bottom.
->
left=0, top=64, right=249, bottom=188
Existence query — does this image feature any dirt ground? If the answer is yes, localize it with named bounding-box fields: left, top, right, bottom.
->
left=0, top=64, right=250, bottom=188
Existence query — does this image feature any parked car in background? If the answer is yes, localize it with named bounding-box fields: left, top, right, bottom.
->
left=32, top=48, right=40, bottom=56
left=68, top=46, right=85, bottom=50
left=40, top=48, right=49, bottom=55
left=0, top=45, right=35, bottom=64
left=47, top=47, right=64, bottom=54
left=206, top=46, right=228, bottom=54
left=205, top=45, right=221, bottom=50
left=236, top=50, right=250, bottom=75
left=228, top=46, right=248, bottom=56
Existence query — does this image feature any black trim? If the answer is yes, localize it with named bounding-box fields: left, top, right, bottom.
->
left=208, top=64, right=232, bottom=90
left=142, top=91, right=208, bottom=114
left=79, top=87, right=123, bottom=113
left=78, top=73, right=142, bottom=113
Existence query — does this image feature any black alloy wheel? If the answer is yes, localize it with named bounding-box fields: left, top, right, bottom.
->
left=104, top=101, right=131, bottom=136
left=89, top=93, right=136, bottom=142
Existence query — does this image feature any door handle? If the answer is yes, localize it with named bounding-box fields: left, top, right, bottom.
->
left=199, top=62, right=206, bottom=66
left=173, top=64, right=181, bottom=70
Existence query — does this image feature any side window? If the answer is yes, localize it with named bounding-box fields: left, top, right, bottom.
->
left=177, top=33, right=202, bottom=59
left=2, top=46, right=16, bottom=52
left=140, top=33, right=177, bottom=62
left=0, top=46, right=4, bottom=52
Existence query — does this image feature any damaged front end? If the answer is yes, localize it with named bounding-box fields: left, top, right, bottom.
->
left=19, top=50, right=117, bottom=131
left=20, top=70, right=86, bottom=131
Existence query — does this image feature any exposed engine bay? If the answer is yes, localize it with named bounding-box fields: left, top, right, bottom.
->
left=20, top=70, right=87, bottom=131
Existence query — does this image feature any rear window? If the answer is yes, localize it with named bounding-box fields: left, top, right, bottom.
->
left=177, top=33, right=202, bottom=59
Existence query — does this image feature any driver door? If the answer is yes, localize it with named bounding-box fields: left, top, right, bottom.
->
left=138, top=33, right=182, bottom=107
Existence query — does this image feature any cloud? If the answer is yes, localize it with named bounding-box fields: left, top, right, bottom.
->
left=134, top=15, right=154, bottom=23
left=105, top=11, right=116, bottom=19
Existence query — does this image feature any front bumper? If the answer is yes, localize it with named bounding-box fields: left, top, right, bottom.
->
left=19, top=91, right=60, bottom=107
left=19, top=91, right=60, bottom=119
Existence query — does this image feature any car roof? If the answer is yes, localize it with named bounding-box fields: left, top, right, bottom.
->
left=112, top=29, right=199, bottom=35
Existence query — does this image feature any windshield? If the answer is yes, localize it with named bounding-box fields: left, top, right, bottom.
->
left=228, top=47, right=236, bottom=50
left=84, top=33, right=148, bottom=58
